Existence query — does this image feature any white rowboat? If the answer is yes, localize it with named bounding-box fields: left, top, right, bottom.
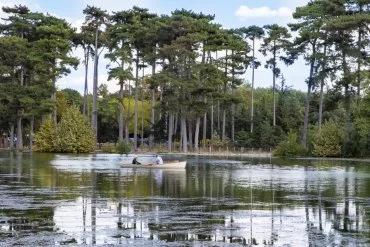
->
left=121, top=161, right=186, bottom=169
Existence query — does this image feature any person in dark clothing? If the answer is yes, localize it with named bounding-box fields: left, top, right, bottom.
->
left=132, top=156, right=141, bottom=165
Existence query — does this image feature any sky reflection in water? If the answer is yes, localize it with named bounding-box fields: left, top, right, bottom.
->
left=0, top=152, right=369, bottom=246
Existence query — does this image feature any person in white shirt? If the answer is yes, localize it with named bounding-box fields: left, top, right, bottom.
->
left=154, top=155, right=163, bottom=165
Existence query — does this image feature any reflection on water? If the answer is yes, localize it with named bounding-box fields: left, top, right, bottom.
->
left=0, top=152, right=369, bottom=246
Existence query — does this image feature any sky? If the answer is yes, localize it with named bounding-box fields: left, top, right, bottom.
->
left=0, top=0, right=311, bottom=94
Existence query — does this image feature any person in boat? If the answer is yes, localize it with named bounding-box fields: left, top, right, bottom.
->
left=154, top=154, right=163, bottom=165
left=132, top=156, right=141, bottom=165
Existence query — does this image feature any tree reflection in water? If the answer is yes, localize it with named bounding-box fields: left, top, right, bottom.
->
left=0, top=153, right=369, bottom=246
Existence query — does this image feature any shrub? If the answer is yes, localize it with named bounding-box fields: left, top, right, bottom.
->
left=34, top=117, right=57, bottom=152
left=115, top=141, right=131, bottom=154
left=234, top=130, right=252, bottom=147
left=101, top=143, right=115, bottom=153
left=311, top=120, right=344, bottom=157
left=273, top=131, right=306, bottom=157
left=55, top=107, right=95, bottom=153
left=35, top=107, right=95, bottom=153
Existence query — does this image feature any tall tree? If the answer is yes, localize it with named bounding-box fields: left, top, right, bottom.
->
left=260, top=24, right=292, bottom=127
left=290, top=0, right=328, bottom=148
left=106, top=10, right=134, bottom=142
left=224, top=29, right=249, bottom=142
left=1, top=5, right=78, bottom=150
left=120, top=7, right=156, bottom=150
left=73, top=30, right=94, bottom=116
left=82, top=5, right=108, bottom=148
left=240, top=25, right=265, bottom=134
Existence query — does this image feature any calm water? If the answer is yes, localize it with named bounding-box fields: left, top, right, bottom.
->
left=0, top=152, right=369, bottom=246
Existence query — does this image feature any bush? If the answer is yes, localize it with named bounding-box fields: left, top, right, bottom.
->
left=34, top=117, right=57, bottom=152
left=211, top=131, right=230, bottom=148
left=273, top=131, right=306, bottom=157
left=35, top=107, right=95, bottom=153
left=115, top=141, right=131, bottom=154
left=234, top=130, right=252, bottom=147
left=101, top=143, right=115, bottom=153
left=311, top=120, right=344, bottom=157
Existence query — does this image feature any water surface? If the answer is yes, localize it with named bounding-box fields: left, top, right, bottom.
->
left=0, top=152, right=369, bottom=246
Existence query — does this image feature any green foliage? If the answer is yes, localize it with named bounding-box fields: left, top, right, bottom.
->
left=101, top=143, right=116, bottom=153
left=115, top=141, right=131, bottom=154
left=55, top=107, right=95, bottom=153
left=273, top=131, right=305, bottom=157
left=35, top=107, right=95, bottom=153
left=350, top=96, right=370, bottom=157
left=211, top=131, right=230, bottom=148
left=61, top=88, right=83, bottom=107
left=311, top=120, right=345, bottom=157
left=34, top=117, right=57, bottom=152
left=234, top=130, right=252, bottom=147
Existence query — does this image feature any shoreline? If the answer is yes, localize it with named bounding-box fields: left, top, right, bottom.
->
left=2, top=148, right=370, bottom=163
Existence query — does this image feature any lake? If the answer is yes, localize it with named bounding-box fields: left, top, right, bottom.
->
left=0, top=152, right=369, bottom=246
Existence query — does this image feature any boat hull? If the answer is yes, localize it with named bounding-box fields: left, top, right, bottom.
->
left=121, top=161, right=186, bottom=169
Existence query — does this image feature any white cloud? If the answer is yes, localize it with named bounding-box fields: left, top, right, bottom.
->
left=277, top=0, right=310, bottom=10
left=235, top=5, right=292, bottom=19
left=69, top=18, right=84, bottom=32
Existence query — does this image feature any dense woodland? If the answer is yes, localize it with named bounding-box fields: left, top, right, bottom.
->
left=0, top=0, right=369, bottom=157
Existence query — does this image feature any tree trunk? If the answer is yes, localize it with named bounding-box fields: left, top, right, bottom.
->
left=29, top=115, right=34, bottom=151
left=231, top=50, right=235, bottom=142
left=118, top=82, right=124, bottom=142
left=140, top=66, right=145, bottom=148
left=222, top=109, right=226, bottom=141
left=343, top=50, right=351, bottom=147
left=126, top=83, right=131, bottom=141
left=150, top=63, right=156, bottom=150
left=222, top=49, right=228, bottom=141
left=168, top=113, right=173, bottom=152
left=318, top=40, right=327, bottom=131
left=83, top=47, right=89, bottom=116
left=301, top=42, right=316, bottom=148
left=272, top=45, right=276, bottom=127
left=134, top=53, right=139, bottom=151
left=17, top=67, right=24, bottom=150
left=194, top=117, right=200, bottom=152
left=203, top=112, right=207, bottom=148
left=301, top=83, right=312, bottom=148
left=356, top=25, right=362, bottom=106
left=217, top=98, right=220, bottom=132
left=16, top=112, right=23, bottom=150
left=318, top=81, right=324, bottom=131
left=174, top=114, right=178, bottom=136
left=10, top=124, right=14, bottom=149
left=211, top=100, right=214, bottom=143
left=251, top=38, right=255, bottom=133
left=181, top=115, right=188, bottom=153
left=345, top=84, right=351, bottom=145
left=188, top=119, right=193, bottom=151
left=92, top=27, right=99, bottom=148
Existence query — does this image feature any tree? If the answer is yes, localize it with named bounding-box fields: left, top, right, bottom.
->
left=82, top=5, right=108, bottom=148
left=106, top=10, right=134, bottom=142
left=312, top=119, right=344, bottom=157
left=290, top=0, right=329, bottom=148
left=0, top=5, right=78, bottom=151
left=239, top=25, right=264, bottom=134
left=260, top=24, right=292, bottom=127
left=35, top=107, right=94, bottom=153
left=224, top=29, right=250, bottom=142
left=73, top=30, right=94, bottom=116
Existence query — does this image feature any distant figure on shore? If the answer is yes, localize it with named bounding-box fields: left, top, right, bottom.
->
left=132, top=156, right=141, bottom=165
left=154, top=155, right=163, bottom=165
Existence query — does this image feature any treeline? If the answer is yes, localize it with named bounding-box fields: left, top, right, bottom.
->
left=0, top=1, right=369, bottom=157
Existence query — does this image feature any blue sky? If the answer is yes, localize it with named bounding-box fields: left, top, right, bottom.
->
left=1, top=0, right=311, bottom=93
